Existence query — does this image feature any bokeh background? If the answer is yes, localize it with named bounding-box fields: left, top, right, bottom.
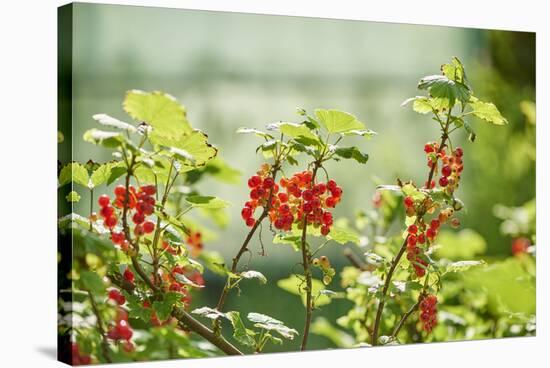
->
left=64, top=3, right=535, bottom=352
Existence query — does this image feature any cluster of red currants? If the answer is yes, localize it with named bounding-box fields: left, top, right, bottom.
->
left=71, top=343, right=92, bottom=365
left=403, top=196, right=460, bottom=277
left=164, top=265, right=204, bottom=307
left=97, top=184, right=157, bottom=251
left=241, top=167, right=342, bottom=236
left=424, top=142, right=464, bottom=193
left=107, top=310, right=133, bottom=343
left=108, top=288, right=126, bottom=305
left=186, top=231, right=203, bottom=258
left=419, top=294, right=438, bottom=333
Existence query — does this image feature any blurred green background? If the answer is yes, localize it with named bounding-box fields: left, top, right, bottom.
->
left=65, top=3, right=535, bottom=352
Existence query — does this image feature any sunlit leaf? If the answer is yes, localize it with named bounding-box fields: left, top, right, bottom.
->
left=469, top=96, right=508, bottom=125
left=247, top=313, right=298, bottom=340
left=92, top=113, right=137, bottom=133
left=314, top=109, right=365, bottom=133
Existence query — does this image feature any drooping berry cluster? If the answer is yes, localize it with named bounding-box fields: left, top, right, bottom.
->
left=424, top=142, right=464, bottom=193
left=108, top=288, right=126, bottom=305
left=419, top=294, right=438, bottom=333
left=107, top=310, right=133, bottom=342
left=186, top=231, right=203, bottom=257
left=71, top=343, right=92, bottom=365
left=241, top=167, right=343, bottom=235
left=241, top=164, right=277, bottom=228
left=163, top=264, right=205, bottom=308
left=312, top=255, right=336, bottom=285
left=97, top=184, right=157, bottom=250
left=403, top=196, right=460, bottom=277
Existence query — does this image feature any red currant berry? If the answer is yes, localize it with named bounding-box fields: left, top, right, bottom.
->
left=104, top=216, right=117, bottom=228
left=430, top=219, right=440, bottom=229
left=439, top=176, right=449, bottom=187
left=111, top=232, right=125, bottom=244
left=241, top=207, right=252, bottom=220
left=327, top=180, right=337, bottom=191
left=325, top=197, right=337, bottom=208
left=98, top=194, right=111, bottom=208
left=320, top=225, right=330, bottom=236
left=322, top=212, right=333, bottom=226
left=134, top=224, right=145, bottom=237
left=108, top=289, right=126, bottom=305
left=455, top=147, right=463, bottom=157
left=408, top=224, right=418, bottom=234
left=132, top=212, right=145, bottom=225
left=140, top=185, right=156, bottom=196
left=248, top=175, right=262, bottom=188
left=245, top=217, right=256, bottom=227
left=404, top=196, right=414, bottom=208
left=278, top=192, right=288, bottom=203
left=424, top=143, right=435, bottom=153
left=441, top=165, right=452, bottom=177
left=143, top=221, right=155, bottom=234
left=250, top=189, right=260, bottom=200
left=123, top=268, right=134, bottom=283
left=114, top=185, right=126, bottom=198
left=302, top=190, right=313, bottom=201
left=303, top=202, right=314, bottom=213
left=407, top=234, right=417, bottom=246
left=100, top=205, right=115, bottom=218
left=263, top=177, right=275, bottom=189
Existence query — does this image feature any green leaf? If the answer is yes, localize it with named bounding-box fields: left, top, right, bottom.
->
left=185, top=195, right=229, bottom=209
left=342, top=129, right=377, bottom=138
left=191, top=306, right=229, bottom=321
left=463, top=258, right=535, bottom=315
left=125, top=293, right=152, bottom=323
left=441, top=57, right=467, bottom=84
left=272, top=234, right=301, bottom=251
left=123, top=90, right=192, bottom=138
left=90, top=162, right=120, bottom=188
left=327, top=225, right=361, bottom=245
left=247, top=313, right=298, bottom=340
left=418, top=75, right=471, bottom=105
left=275, top=122, right=318, bottom=142
left=65, top=191, right=81, bottom=203
left=159, top=130, right=218, bottom=167
left=173, top=273, right=205, bottom=288
left=311, top=317, right=354, bottom=348
left=463, top=120, right=477, bottom=142
left=277, top=274, right=332, bottom=307
left=83, top=128, right=127, bottom=148
left=226, top=311, right=256, bottom=347
left=236, top=127, right=274, bottom=139
left=92, top=113, right=137, bottom=133
left=468, top=97, right=508, bottom=125
left=435, top=229, right=487, bottom=260
left=79, top=270, right=105, bottom=294
left=334, top=146, right=369, bottom=164
left=58, top=162, right=90, bottom=188
left=314, top=109, right=365, bottom=133
left=152, top=292, right=181, bottom=321
left=240, top=270, right=267, bottom=284
left=444, top=260, right=486, bottom=274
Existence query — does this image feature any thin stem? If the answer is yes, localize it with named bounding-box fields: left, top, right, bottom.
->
left=215, top=166, right=281, bottom=313
left=87, top=290, right=112, bottom=363
left=299, top=160, right=322, bottom=351
left=371, top=235, right=408, bottom=345
left=391, top=300, right=420, bottom=340
left=89, top=188, right=94, bottom=231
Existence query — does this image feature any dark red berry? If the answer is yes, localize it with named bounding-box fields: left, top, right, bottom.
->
left=404, top=196, right=414, bottom=208
left=104, top=216, right=117, bottom=228
left=123, top=268, right=134, bottom=283
left=143, top=221, right=155, bottom=234
left=114, top=185, right=126, bottom=198
left=439, top=176, right=449, bottom=187
left=408, top=224, right=418, bottom=234
left=241, top=207, right=252, bottom=220
left=98, top=194, right=110, bottom=208
left=132, top=212, right=145, bottom=225
left=320, top=225, right=330, bottom=236
left=441, top=165, right=452, bottom=177
left=140, top=185, right=156, bottom=195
